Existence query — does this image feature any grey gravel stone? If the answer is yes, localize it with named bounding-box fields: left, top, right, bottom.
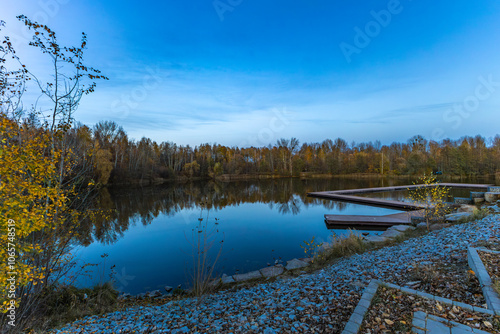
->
left=485, top=192, right=500, bottom=203
left=285, top=258, right=309, bottom=270
left=233, top=270, right=262, bottom=282
left=388, top=225, right=415, bottom=232
left=458, top=205, right=477, bottom=213
left=221, top=274, right=235, bottom=284
left=52, top=215, right=500, bottom=334
left=381, top=229, right=402, bottom=239
left=364, top=235, right=388, bottom=243
left=260, top=265, right=284, bottom=278
left=416, top=222, right=428, bottom=229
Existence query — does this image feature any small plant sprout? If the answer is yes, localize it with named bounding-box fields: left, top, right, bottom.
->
left=300, top=236, right=323, bottom=263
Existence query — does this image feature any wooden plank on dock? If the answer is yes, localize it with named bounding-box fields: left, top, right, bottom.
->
left=324, top=210, right=425, bottom=228
left=438, top=183, right=494, bottom=189
left=384, top=211, right=424, bottom=220
left=324, top=215, right=407, bottom=225
left=311, top=183, right=492, bottom=196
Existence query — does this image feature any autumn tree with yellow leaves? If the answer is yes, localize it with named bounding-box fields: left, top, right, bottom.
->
left=408, top=175, right=451, bottom=232
left=0, top=16, right=107, bottom=331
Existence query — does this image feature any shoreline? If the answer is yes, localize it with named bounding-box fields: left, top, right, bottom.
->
left=52, top=213, right=500, bottom=333
left=107, top=173, right=498, bottom=189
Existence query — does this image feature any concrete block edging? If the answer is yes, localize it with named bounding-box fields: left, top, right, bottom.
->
left=341, top=279, right=495, bottom=334
left=468, top=246, right=500, bottom=314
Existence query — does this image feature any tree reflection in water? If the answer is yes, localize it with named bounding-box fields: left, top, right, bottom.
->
left=75, top=177, right=410, bottom=246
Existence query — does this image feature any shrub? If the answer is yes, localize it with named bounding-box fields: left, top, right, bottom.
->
left=408, top=175, right=450, bottom=231
left=35, top=282, right=118, bottom=330
left=458, top=208, right=490, bottom=224
left=300, top=236, right=323, bottom=262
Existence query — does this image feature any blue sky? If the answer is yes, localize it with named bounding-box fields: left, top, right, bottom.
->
left=2, top=0, right=500, bottom=146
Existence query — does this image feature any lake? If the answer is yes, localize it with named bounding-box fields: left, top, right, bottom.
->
left=70, top=176, right=492, bottom=294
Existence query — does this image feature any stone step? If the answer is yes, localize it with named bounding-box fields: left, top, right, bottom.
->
left=454, top=197, right=473, bottom=204
left=475, top=197, right=486, bottom=204
left=487, top=186, right=500, bottom=193
left=485, top=192, right=500, bottom=203
left=470, top=191, right=486, bottom=198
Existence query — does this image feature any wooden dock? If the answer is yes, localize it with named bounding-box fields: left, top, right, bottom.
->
left=308, top=183, right=492, bottom=210
left=312, top=183, right=492, bottom=229
left=325, top=210, right=425, bottom=229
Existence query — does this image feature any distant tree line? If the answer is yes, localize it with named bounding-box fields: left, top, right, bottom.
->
left=53, top=120, right=500, bottom=185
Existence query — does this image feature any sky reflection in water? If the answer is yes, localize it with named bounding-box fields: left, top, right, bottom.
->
left=71, top=177, right=480, bottom=294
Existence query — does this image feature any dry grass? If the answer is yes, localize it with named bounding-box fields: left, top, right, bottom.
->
left=478, top=250, right=500, bottom=299
left=401, top=257, right=485, bottom=307
left=457, top=208, right=491, bottom=224
left=25, top=282, right=119, bottom=332
left=185, top=207, right=224, bottom=302
left=495, top=280, right=500, bottom=296
left=303, top=227, right=431, bottom=273
left=309, top=231, right=368, bottom=268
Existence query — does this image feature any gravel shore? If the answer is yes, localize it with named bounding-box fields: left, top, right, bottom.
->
left=54, top=215, right=500, bottom=333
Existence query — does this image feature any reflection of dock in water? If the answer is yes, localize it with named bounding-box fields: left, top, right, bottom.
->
left=308, top=183, right=492, bottom=229
left=325, top=210, right=425, bottom=230
left=315, top=193, right=423, bottom=210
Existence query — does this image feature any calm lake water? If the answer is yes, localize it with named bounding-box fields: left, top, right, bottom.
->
left=71, top=176, right=494, bottom=294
